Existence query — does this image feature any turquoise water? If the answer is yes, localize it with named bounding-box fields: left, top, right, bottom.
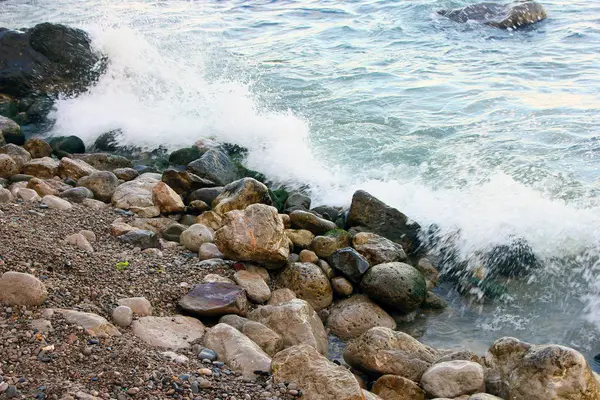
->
left=2, top=0, right=600, bottom=360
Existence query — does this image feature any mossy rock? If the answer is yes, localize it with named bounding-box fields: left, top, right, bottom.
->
left=269, top=188, right=289, bottom=212
left=222, top=143, right=248, bottom=162
left=169, top=147, right=203, bottom=166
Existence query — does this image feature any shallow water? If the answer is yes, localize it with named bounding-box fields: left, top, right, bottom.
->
left=1, top=0, right=600, bottom=362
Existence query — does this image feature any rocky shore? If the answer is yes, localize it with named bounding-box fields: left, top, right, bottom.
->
left=0, top=20, right=598, bottom=400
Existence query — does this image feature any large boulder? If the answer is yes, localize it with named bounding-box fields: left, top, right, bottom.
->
left=327, top=295, right=396, bottom=340
left=204, top=323, right=272, bottom=379
left=131, top=316, right=205, bottom=349
left=161, top=168, right=213, bottom=198
left=241, top=320, right=283, bottom=357
left=343, top=327, right=439, bottom=381
left=23, top=138, right=52, bottom=158
left=215, top=204, right=290, bottom=266
left=271, top=344, right=365, bottom=400
left=49, top=135, right=85, bottom=156
left=289, top=210, right=337, bottom=235
left=0, top=143, right=31, bottom=168
left=372, top=375, right=425, bottom=400
left=248, top=299, right=328, bottom=355
left=353, top=232, right=407, bottom=266
left=22, top=157, right=59, bottom=179
left=438, top=0, right=547, bottom=29
left=0, top=154, right=18, bottom=178
left=152, top=181, right=185, bottom=214
left=178, top=282, right=248, bottom=317
left=72, top=153, right=132, bottom=171
left=346, top=190, right=421, bottom=254
left=329, top=247, right=370, bottom=284
left=420, top=360, right=485, bottom=398
left=58, top=157, right=97, bottom=180
left=77, top=171, right=119, bottom=202
left=180, top=223, right=213, bottom=252
left=0, top=271, right=47, bottom=306
left=187, top=149, right=240, bottom=186
left=0, top=23, right=105, bottom=98
left=212, top=177, right=272, bottom=215
left=111, top=173, right=160, bottom=211
left=0, top=116, right=22, bottom=145
left=360, top=262, right=426, bottom=313
left=483, top=337, right=600, bottom=400
left=276, top=262, right=333, bottom=311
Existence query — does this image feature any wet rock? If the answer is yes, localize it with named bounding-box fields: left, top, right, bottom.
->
left=420, top=360, right=484, bottom=398
left=423, top=291, right=447, bottom=309
left=276, top=262, right=333, bottom=311
left=187, top=149, right=240, bottom=186
left=267, top=288, right=297, bottom=306
left=27, top=177, right=57, bottom=196
left=118, top=229, right=159, bottom=249
left=189, top=186, right=223, bottom=206
left=329, top=247, right=370, bottom=284
left=438, top=0, right=547, bottom=29
left=249, top=299, right=328, bottom=355
left=327, top=295, right=396, bottom=340
left=372, top=375, right=425, bottom=400
left=152, top=181, right=185, bottom=213
left=58, top=157, right=96, bottom=180
left=78, top=171, right=119, bottom=202
left=195, top=210, right=224, bottom=231
left=23, top=138, right=52, bottom=158
left=0, top=143, right=30, bottom=167
left=180, top=223, right=214, bottom=252
left=55, top=309, right=121, bottom=337
left=0, top=116, right=22, bottom=145
left=49, top=135, right=85, bottom=156
left=241, top=320, right=283, bottom=356
left=169, top=147, right=203, bottom=166
left=111, top=173, right=160, bottom=210
left=161, top=168, right=213, bottom=198
left=204, top=323, right=272, bottom=379
left=112, top=305, right=133, bottom=327
left=347, top=190, right=421, bottom=254
left=178, top=282, right=248, bottom=317
left=483, top=337, right=600, bottom=400
left=417, top=258, right=441, bottom=288
left=344, top=327, right=439, bottom=381
left=234, top=270, right=271, bottom=304
left=199, top=242, right=224, bottom=260
left=212, top=177, right=272, bottom=215
left=41, top=194, right=72, bottom=210
left=360, top=262, right=426, bottom=313
left=483, top=237, right=540, bottom=277
left=22, top=157, right=59, bottom=179
left=0, top=154, right=18, bottom=179
left=353, top=232, right=407, bottom=266
left=0, top=271, right=48, bottom=306
left=215, top=204, right=290, bottom=266
left=65, top=233, right=94, bottom=252
left=117, top=297, right=153, bottom=316
left=331, top=276, right=354, bottom=297
left=272, top=344, right=364, bottom=400
left=59, top=186, right=94, bottom=203
left=286, top=229, right=315, bottom=250
left=113, top=167, right=138, bottom=181
left=72, top=153, right=133, bottom=170
left=132, top=316, right=205, bottom=348
left=290, top=210, right=337, bottom=235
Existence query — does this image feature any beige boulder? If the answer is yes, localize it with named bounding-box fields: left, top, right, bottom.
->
left=271, top=344, right=364, bottom=400
left=22, top=157, right=59, bottom=178
left=58, top=157, right=97, bottom=180
left=132, top=316, right=205, bottom=348
left=65, top=233, right=94, bottom=252
left=0, top=154, right=18, bottom=178
left=180, top=223, right=214, bottom=252
left=17, top=188, right=41, bottom=202
left=299, top=249, right=319, bottom=263
left=310, top=233, right=352, bottom=258
left=215, top=204, right=289, bottom=266
left=204, top=323, right=272, bottom=379
left=353, top=232, right=407, bottom=266
left=344, top=327, right=439, bottom=381
left=78, top=171, right=119, bottom=203
left=117, top=297, right=153, bottom=316
left=327, top=295, right=396, bottom=340
left=199, top=242, right=224, bottom=260
left=285, top=229, right=315, bottom=249
left=0, top=144, right=31, bottom=167
left=249, top=299, right=328, bottom=355
left=242, top=320, right=283, bottom=356
left=212, top=177, right=272, bottom=215
left=55, top=309, right=121, bottom=337
left=42, top=195, right=72, bottom=210
left=421, top=360, right=484, bottom=398
left=267, top=288, right=297, bottom=306
left=112, top=173, right=160, bottom=210
left=152, top=181, right=185, bottom=213
left=331, top=276, right=353, bottom=297
left=276, top=262, right=332, bottom=311
left=195, top=210, right=224, bottom=231
left=23, top=138, right=52, bottom=158
left=234, top=270, right=271, bottom=303
left=0, top=187, right=14, bottom=203
left=0, top=271, right=48, bottom=306
left=363, top=390, right=384, bottom=400
left=372, top=375, right=425, bottom=400
left=27, top=177, right=57, bottom=196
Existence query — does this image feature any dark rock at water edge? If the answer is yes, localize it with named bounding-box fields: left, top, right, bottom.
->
left=93, top=130, right=121, bottom=152
left=347, top=190, right=421, bottom=254
left=118, top=229, right=159, bottom=249
left=49, top=135, right=85, bottom=157
left=483, top=237, right=539, bottom=277
left=162, top=168, right=215, bottom=198
left=329, top=247, right=370, bottom=284
left=438, top=0, right=548, bottom=29
left=187, top=149, right=241, bottom=186
left=169, top=147, right=204, bottom=166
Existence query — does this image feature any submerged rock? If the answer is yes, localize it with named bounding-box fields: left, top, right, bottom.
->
left=438, top=0, right=548, bottom=29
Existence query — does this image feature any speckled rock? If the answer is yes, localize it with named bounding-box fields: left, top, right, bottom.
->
left=58, top=157, right=97, bottom=180
left=285, top=229, right=315, bottom=250
left=22, top=157, right=59, bottom=179
left=78, top=171, right=119, bottom=202
left=372, top=375, right=425, bottom=400
left=353, top=232, right=407, bottom=266
left=212, top=177, right=272, bottom=214
left=23, top=138, right=52, bottom=158
left=267, top=288, right=297, bottom=306
left=180, top=223, right=214, bottom=252
left=0, top=143, right=31, bottom=167
left=0, top=271, right=48, bottom=306
left=276, top=262, right=332, bottom=311
left=0, top=154, right=19, bottom=178
left=331, top=276, right=353, bottom=297
left=420, top=361, right=485, bottom=398
left=327, top=295, right=396, bottom=340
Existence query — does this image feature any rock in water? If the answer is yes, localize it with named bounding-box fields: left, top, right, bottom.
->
left=372, top=375, right=425, bottom=400
left=132, top=316, right=205, bottom=349
left=438, top=0, right=547, bottom=29
left=0, top=23, right=105, bottom=98
left=344, top=327, right=439, bottom=381
left=249, top=299, right=328, bottom=355
left=360, top=262, right=426, bottom=313
left=178, top=282, right=248, bottom=317
left=49, top=135, right=85, bottom=156
left=327, top=295, right=396, bottom=340
left=346, top=190, right=421, bottom=253
left=212, top=177, right=272, bottom=214
left=420, top=360, right=485, bottom=398
left=187, top=149, right=240, bottom=186
left=483, top=337, right=600, bottom=399
left=272, top=344, right=365, bottom=400
left=204, top=323, right=272, bottom=380
left=276, top=262, right=333, bottom=311
left=215, top=204, right=290, bottom=266
left=0, top=271, right=48, bottom=306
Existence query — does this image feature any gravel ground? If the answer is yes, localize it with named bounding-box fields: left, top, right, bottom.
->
left=0, top=202, right=297, bottom=400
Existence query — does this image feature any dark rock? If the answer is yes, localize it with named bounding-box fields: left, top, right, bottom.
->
left=134, top=164, right=159, bottom=174
left=24, top=96, right=54, bottom=123
left=329, top=247, right=370, bottom=284
left=0, top=23, right=105, bottom=98
left=311, top=205, right=341, bottom=222
left=59, top=187, right=93, bottom=203
left=360, top=262, right=426, bottom=313
left=187, top=149, right=240, bottom=186
left=178, top=282, right=248, bottom=317
left=0, top=94, right=18, bottom=118
left=162, top=168, right=214, bottom=198
left=169, top=147, right=204, bottom=166
left=269, top=188, right=289, bottom=212
left=118, top=229, right=159, bottom=249
left=284, top=192, right=311, bottom=212
left=113, top=167, right=138, bottom=182
left=163, top=223, right=187, bottom=243
left=290, top=210, right=337, bottom=235
left=189, top=186, right=223, bottom=206
left=179, top=214, right=197, bottom=226
left=347, top=190, right=421, bottom=254
left=422, top=291, right=447, bottom=310
left=72, top=153, right=132, bottom=171
left=188, top=200, right=209, bottom=214
left=483, top=237, right=539, bottom=277
left=93, top=130, right=121, bottom=152
left=9, top=174, right=33, bottom=182
left=438, top=0, right=547, bottom=29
